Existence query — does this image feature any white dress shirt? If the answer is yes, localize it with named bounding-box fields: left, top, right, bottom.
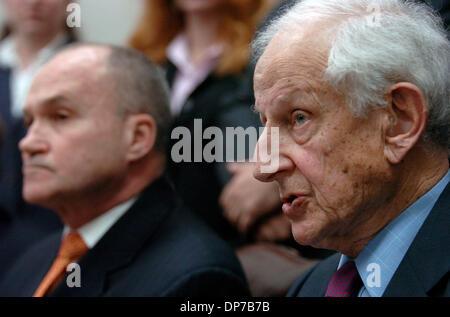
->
left=62, top=196, right=138, bottom=249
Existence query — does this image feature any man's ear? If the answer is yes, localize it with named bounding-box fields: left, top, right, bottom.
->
left=383, top=82, right=428, bottom=164
left=124, top=114, right=157, bottom=163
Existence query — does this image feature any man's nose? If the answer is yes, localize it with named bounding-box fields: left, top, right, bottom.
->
left=253, top=126, right=292, bottom=182
left=19, top=123, right=49, bottom=158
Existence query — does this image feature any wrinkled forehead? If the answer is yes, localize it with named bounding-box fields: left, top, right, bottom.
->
left=254, top=35, right=331, bottom=112
left=254, top=24, right=331, bottom=94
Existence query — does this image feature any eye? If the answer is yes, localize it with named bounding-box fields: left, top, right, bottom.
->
left=52, top=111, right=70, bottom=121
left=292, top=111, right=308, bottom=127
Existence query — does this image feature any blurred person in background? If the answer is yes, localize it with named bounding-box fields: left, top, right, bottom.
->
left=129, top=0, right=289, bottom=247
left=0, top=0, right=75, bottom=278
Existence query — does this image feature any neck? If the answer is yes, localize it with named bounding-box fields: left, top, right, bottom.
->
left=184, top=11, right=221, bottom=66
left=332, top=145, right=449, bottom=258
left=14, top=30, right=62, bottom=69
left=55, top=153, right=165, bottom=229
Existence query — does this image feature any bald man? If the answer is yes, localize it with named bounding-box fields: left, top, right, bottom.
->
left=0, top=44, right=249, bottom=297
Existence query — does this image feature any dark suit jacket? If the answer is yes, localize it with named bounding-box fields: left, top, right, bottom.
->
left=0, top=177, right=250, bottom=296
left=166, top=63, right=261, bottom=247
left=287, top=183, right=450, bottom=297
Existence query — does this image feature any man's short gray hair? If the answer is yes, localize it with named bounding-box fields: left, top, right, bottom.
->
left=106, top=46, right=172, bottom=153
left=252, top=0, right=450, bottom=149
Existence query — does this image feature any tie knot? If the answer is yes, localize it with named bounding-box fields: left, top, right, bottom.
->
left=336, top=261, right=359, bottom=279
left=325, top=261, right=362, bottom=297
left=58, top=231, right=88, bottom=261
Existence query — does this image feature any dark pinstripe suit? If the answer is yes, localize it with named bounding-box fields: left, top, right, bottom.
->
left=0, top=177, right=250, bottom=297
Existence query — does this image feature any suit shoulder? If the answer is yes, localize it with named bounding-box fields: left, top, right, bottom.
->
left=159, top=204, right=245, bottom=271
left=0, top=232, right=61, bottom=296
left=161, top=266, right=250, bottom=297
left=109, top=204, right=249, bottom=296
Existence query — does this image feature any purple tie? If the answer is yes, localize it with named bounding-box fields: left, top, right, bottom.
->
left=325, top=261, right=362, bottom=297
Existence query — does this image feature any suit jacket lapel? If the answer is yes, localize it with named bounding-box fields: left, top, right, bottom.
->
left=4, top=231, right=61, bottom=296
left=384, top=183, right=450, bottom=297
left=50, top=177, right=176, bottom=296
left=295, top=253, right=340, bottom=297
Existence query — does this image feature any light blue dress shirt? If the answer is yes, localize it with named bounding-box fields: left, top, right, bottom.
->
left=337, top=169, right=450, bottom=297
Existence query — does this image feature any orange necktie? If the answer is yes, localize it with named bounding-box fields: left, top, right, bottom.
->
left=33, top=231, right=88, bottom=297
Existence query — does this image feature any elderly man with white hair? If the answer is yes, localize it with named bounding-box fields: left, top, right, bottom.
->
left=252, top=0, right=449, bottom=297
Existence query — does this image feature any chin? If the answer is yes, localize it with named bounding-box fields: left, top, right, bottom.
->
left=22, top=187, right=55, bottom=208
left=291, top=218, right=335, bottom=250
left=291, top=221, right=319, bottom=247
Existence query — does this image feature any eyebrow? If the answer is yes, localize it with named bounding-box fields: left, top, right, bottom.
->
left=41, top=95, right=73, bottom=107
left=23, top=95, right=74, bottom=118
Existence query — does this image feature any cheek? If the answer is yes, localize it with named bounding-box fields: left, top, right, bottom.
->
left=290, top=141, right=368, bottom=212
left=80, top=137, right=124, bottom=167
left=49, top=4, right=67, bottom=19
left=317, top=136, right=388, bottom=214
left=290, top=143, right=340, bottom=189
left=54, top=127, right=125, bottom=174
left=6, top=6, right=24, bottom=21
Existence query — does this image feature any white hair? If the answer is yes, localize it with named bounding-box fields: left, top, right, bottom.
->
left=252, top=0, right=450, bottom=149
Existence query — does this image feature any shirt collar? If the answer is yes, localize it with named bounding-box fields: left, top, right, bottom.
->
left=0, top=36, right=16, bottom=68
left=0, top=32, right=68, bottom=69
left=338, top=169, right=450, bottom=296
left=63, top=196, right=138, bottom=249
left=166, top=34, right=223, bottom=74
